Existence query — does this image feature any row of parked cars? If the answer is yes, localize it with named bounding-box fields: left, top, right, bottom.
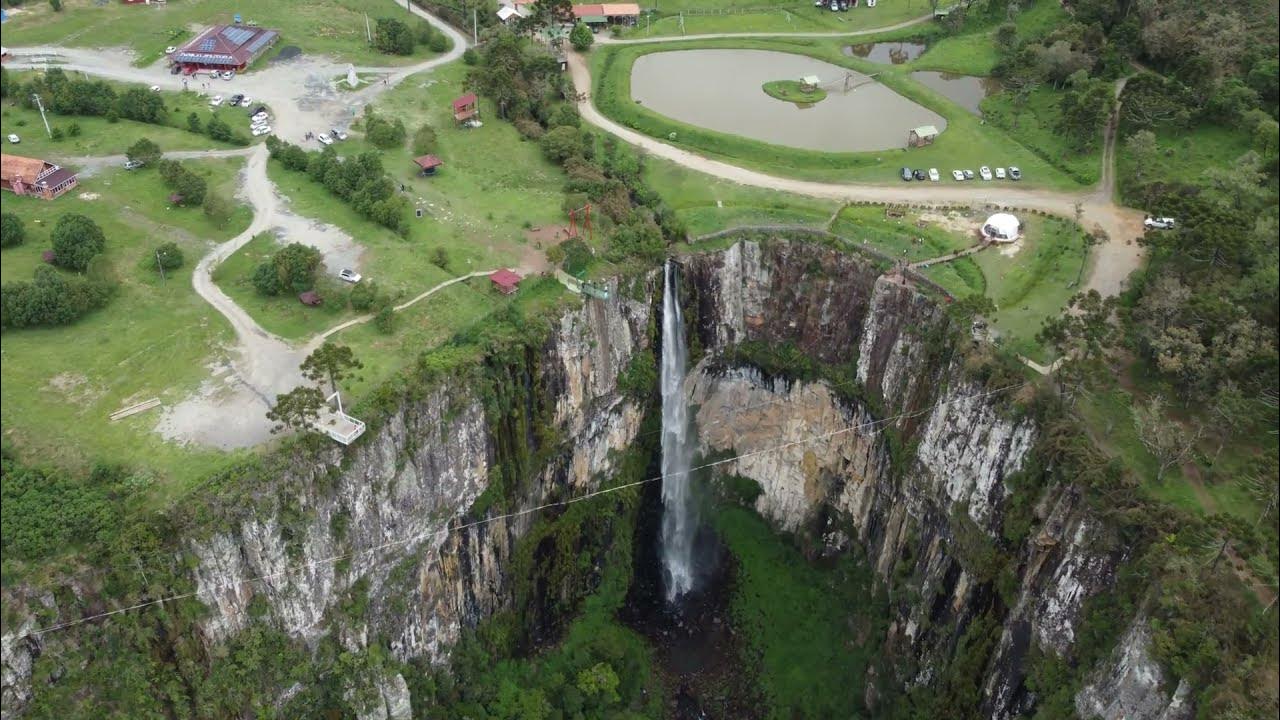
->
left=900, top=165, right=1023, bottom=182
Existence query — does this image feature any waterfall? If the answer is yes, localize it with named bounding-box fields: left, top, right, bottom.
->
left=660, top=260, right=697, bottom=601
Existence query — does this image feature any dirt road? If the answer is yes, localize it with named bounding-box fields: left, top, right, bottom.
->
left=566, top=52, right=1146, bottom=297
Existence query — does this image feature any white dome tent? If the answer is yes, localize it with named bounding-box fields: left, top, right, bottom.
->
left=981, top=213, right=1021, bottom=243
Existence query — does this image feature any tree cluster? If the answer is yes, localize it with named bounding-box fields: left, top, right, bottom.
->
left=373, top=17, right=449, bottom=56
left=50, top=213, right=106, bottom=272
left=468, top=30, right=685, bottom=264
left=16, top=68, right=165, bottom=124
left=1, top=264, right=113, bottom=330
left=252, top=242, right=323, bottom=296
left=362, top=108, right=407, bottom=149
left=158, top=160, right=208, bottom=207
left=265, top=137, right=409, bottom=235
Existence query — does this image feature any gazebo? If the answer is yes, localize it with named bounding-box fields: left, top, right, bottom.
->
left=489, top=268, right=522, bottom=295
left=981, top=213, right=1021, bottom=243
left=412, top=155, right=443, bottom=176
left=800, top=75, right=820, bottom=92
left=452, top=93, right=479, bottom=124
left=908, top=125, right=939, bottom=147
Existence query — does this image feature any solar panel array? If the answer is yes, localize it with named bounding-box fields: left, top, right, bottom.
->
left=220, top=26, right=256, bottom=47
left=244, top=30, right=277, bottom=56
left=198, top=37, right=217, bottom=51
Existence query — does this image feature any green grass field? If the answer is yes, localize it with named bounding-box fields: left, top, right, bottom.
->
left=1, top=0, right=445, bottom=68
left=620, top=2, right=928, bottom=39
left=591, top=37, right=1083, bottom=189
left=1116, top=123, right=1254, bottom=204
left=0, top=158, right=251, bottom=492
left=980, top=87, right=1102, bottom=186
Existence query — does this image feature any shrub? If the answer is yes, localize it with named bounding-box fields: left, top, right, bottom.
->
left=51, top=213, right=106, bottom=271
left=364, top=110, right=407, bottom=149
left=514, top=117, right=545, bottom=140
left=463, top=48, right=478, bottom=66
left=157, top=160, right=207, bottom=206
left=430, top=247, right=449, bottom=270
left=428, top=33, right=449, bottom=53
left=272, top=242, right=323, bottom=293
left=67, top=122, right=81, bottom=137
left=202, top=191, right=234, bottom=228
left=1, top=213, right=26, bottom=248
left=152, top=242, right=184, bottom=271
left=349, top=279, right=380, bottom=311
left=50, top=126, right=65, bottom=141
left=126, top=137, right=162, bottom=166
left=374, top=17, right=416, bottom=55
left=570, top=23, right=594, bottom=52
left=412, top=123, right=438, bottom=155
left=540, top=126, right=587, bottom=164
left=252, top=262, right=280, bottom=296
left=373, top=304, right=397, bottom=334
left=206, top=115, right=233, bottom=142
left=187, top=112, right=202, bottom=133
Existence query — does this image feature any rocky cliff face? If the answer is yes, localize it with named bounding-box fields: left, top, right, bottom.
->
left=1, top=237, right=1184, bottom=719
left=677, top=239, right=1174, bottom=719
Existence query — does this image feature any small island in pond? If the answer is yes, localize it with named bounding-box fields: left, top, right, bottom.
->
left=762, top=79, right=828, bottom=105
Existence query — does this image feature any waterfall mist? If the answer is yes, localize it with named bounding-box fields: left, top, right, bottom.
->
left=660, top=260, right=697, bottom=602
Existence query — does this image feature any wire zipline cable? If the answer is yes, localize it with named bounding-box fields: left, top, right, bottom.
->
left=28, top=381, right=1026, bottom=636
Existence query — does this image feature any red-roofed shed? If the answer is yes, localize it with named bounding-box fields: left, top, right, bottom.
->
left=489, top=269, right=521, bottom=295
left=298, top=290, right=323, bottom=306
left=452, top=93, right=478, bottom=123
left=412, top=154, right=443, bottom=176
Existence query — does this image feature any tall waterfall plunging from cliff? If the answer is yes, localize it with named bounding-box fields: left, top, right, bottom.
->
left=660, top=260, right=697, bottom=601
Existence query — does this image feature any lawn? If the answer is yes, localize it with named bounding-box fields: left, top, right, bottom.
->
left=590, top=37, right=1083, bottom=189
left=980, top=86, right=1102, bottom=186
left=907, top=0, right=1067, bottom=76
left=619, top=1, right=928, bottom=40
left=643, top=155, right=837, bottom=237
left=1, top=0, right=447, bottom=68
left=1116, top=122, right=1254, bottom=205
left=0, top=159, right=252, bottom=496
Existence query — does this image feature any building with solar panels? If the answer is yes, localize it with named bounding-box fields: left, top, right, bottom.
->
left=170, top=25, right=280, bottom=73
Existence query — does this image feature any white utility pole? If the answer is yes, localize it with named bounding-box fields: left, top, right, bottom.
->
left=473, top=8, right=478, bottom=45
left=365, top=13, right=373, bottom=44
left=30, top=93, right=52, bottom=138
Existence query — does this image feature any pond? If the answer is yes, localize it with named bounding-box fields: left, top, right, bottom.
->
left=842, top=42, right=927, bottom=64
left=630, top=49, right=946, bottom=153
left=909, top=71, right=1004, bottom=116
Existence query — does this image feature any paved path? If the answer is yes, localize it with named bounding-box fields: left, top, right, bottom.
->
left=566, top=52, right=1146, bottom=297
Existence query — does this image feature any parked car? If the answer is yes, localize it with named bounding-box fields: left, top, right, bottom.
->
left=995, top=167, right=1007, bottom=180
left=149, top=85, right=161, bottom=92
left=1008, top=166, right=1022, bottom=181
left=1143, top=216, right=1177, bottom=230
left=963, top=169, right=975, bottom=180
left=171, top=64, right=182, bottom=75
left=221, top=71, right=235, bottom=80
left=252, top=112, right=270, bottom=123
left=124, top=159, right=144, bottom=170
left=339, top=269, right=362, bottom=284
left=899, top=166, right=913, bottom=182
left=230, top=94, right=245, bottom=106
left=979, top=166, right=993, bottom=180
left=239, top=95, right=252, bottom=107
left=912, top=169, right=927, bottom=181
left=247, top=105, right=268, bottom=117
left=928, top=168, right=940, bottom=182
left=828, top=0, right=838, bottom=11
left=251, top=126, right=272, bottom=137
left=6, top=134, right=19, bottom=144
left=330, top=128, right=348, bottom=141
left=951, top=169, right=965, bottom=181
left=317, top=133, right=333, bottom=146
left=209, top=95, right=223, bottom=107
left=165, top=46, right=177, bottom=54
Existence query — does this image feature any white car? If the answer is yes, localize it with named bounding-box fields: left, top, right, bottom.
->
left=339, top=269, right=362, bottom=284
left=165, top=46, right=177, bottom=54
left=332, top=128, right=348, bottom=141
left=979, top=166, right=993, bottom=181
left=221, top=71, right=235, bottom=80
left=951, top=169, right=965, bottom=181
left=1143, top=216, right=1177, bottom=230
left=239, top=95, right=252, bottom=107
left=252, top=111, right=269, bottom=122
left=149, top=85, right=161, bottom=92
left=1009, top=166, right=1022, bottom=181
left=251, top=126, right=273, bottom=137
left=6, top=134, right=19, bottom=144
left=317, top=133, right=333, bottom=145
left=209, top=95, right=223, bottom=107
left=928, top=168, right=940, bottom=182
left=995, top=167, right=1007, bottom=180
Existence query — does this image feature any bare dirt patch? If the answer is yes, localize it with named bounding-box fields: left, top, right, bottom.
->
left=46, top=372, right=103, bottom=406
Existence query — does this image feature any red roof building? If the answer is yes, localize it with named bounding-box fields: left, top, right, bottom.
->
left=171, top=24, right=280, bottom=73
left=489, top=269, right=522, bottom=295
left=298, top=291, right=323, bottom=306
left=412, top=155, right=443, bottom=175
left=1, top=154, right=78, bottom=200
left=452, top=93, right=478, bottom=123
